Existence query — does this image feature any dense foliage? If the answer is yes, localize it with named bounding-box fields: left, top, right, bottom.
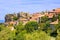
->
left=25, top=21, right=38, bottom=33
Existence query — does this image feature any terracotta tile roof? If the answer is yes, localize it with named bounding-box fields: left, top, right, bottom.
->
left=30, top=19, right=37, bottom=21
left=30, top=13, right=45, bottom=21
left=49, top=8, right=60, bottom=14
left=49, top=11, right=60, bottom=13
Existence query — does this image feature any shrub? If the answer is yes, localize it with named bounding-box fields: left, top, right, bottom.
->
left=25, top=21, right=38, bottom=33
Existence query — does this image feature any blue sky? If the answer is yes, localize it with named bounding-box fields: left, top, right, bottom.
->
left=0, top=0, right=60, bottom=20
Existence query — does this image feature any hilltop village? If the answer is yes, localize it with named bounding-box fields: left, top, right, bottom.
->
left=5, top=8, right=60, bottom=26
left=1, top=8, right=60, bottom=40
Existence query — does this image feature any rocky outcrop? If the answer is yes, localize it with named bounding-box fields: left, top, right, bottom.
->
left=5, top=12, right=31, bottom=24
left=5, top=14, right=17, bottom=22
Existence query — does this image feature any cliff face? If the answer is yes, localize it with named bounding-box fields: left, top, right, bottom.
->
left=5, top=14, right=17, bottom=22
left=5, top=12, right=32, bottom=25
left=5, top=12, right=31, bottom=22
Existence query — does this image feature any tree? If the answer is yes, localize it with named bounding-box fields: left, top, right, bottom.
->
left=24, top=31, right=51, bottom=40
left=39, top=21, right=50, bottom=30
left=25, top=21, right=38, bottom=33
left=15, top=30, right=26, bottom=40
left=39, top=21, right=51, bottom=35
left=15, top=22, right=24, bottom=34
left=0, top=24, right=5, bottom=31
left=58, top=13, right=60, bottom=21
left=56, top=28, right=60, bottom=40
left=13, top=16, right=18, bottom=21
left=52, top=15, right=57, bottom=22
left=41, top=16, right=48, bottom=23
left=38, top=23, right=46, bottom=30
left=0, top=28, right=16, bottom=40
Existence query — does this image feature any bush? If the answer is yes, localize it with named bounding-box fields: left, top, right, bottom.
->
left=25, top=21, right=38, bottom=33
left=41, top=16, right=48, bottom=23
left=0, top=28, right=16, bottom=40
left=24, top=31, right=51, bottom=40
left=15, top=30, right=26, bottom=40
left=13, top=16, right=18, bottom=21
left=15, top=22, right=24, bottom=34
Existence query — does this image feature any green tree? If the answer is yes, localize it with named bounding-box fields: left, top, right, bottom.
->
left=52, top=15, right=57, bottom=22
left=25, top=21, right=38, bottom=33
left=38, top=23, right=46, bottom=30
left=39, top=21, right=50, bottom=30
left=58, top=13, right=60, bottom=21
left=54, top=21, right=60, bottom=32
left=13, top=16, right=18, bottom=21
left=0, top=28, right=16, bottom=40
left=24, top=31, right=51, bottom=40
left=56, top=28, right=60, bottom=40
left=0, top=24, right=5, bottom=31
left=15, top=22, right=24, bottom=34
left=15, top=30, right=26, bottom=40
left=41, top=16, right=48, bottom=23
